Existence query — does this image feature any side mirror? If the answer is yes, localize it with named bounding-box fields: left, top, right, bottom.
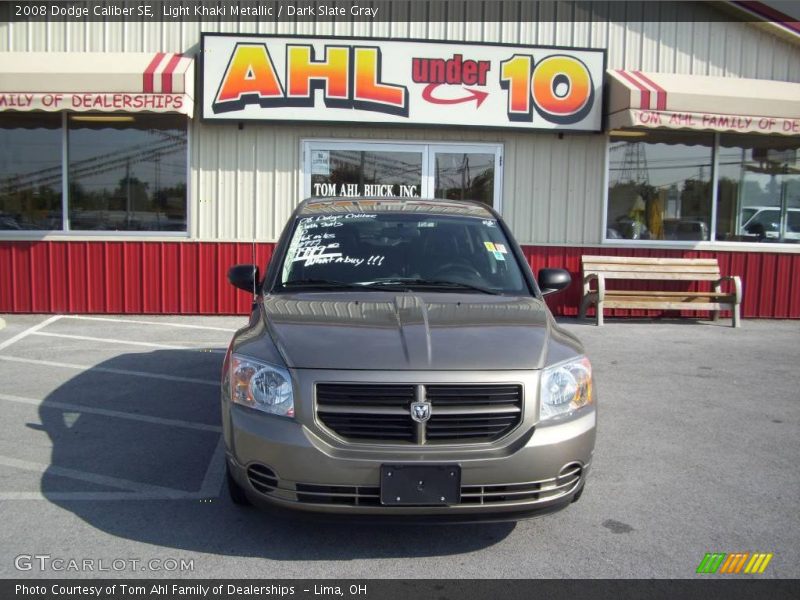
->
left=538, top=268, right=571, bottom=296
left=228, top=264, right=260, bottom=294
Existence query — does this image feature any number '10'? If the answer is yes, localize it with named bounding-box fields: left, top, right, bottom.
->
left=499, top=54, right=595, bottom=125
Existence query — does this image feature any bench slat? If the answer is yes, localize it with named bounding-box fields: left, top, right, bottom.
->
left=585, top=264, right=720, bottom=274
left=605, top=291, right=733, bottom=299
left=582, top=256, right=719, bottom=266
left=603, top=300, right=727, bottom=310
left=605, top=294, right=734, bottom=304
left=589, top=272, right=720, bottom=281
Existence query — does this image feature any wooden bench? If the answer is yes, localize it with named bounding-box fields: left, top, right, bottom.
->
left=579, top=256, right=742, bottom=327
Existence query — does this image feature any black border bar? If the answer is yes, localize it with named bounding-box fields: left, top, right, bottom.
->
left=2, top=1, right=797, bottom=23
left=4, top=579, right=800, bottom=600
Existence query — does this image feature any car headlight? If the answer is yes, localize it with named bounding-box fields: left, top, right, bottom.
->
left=539, top=356, right=593, bottom=421
left=230, top=354, right=294, bottom=418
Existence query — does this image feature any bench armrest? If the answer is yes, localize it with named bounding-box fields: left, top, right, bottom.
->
left=582, top=272, right=597, bottom=288
left=714, top=275, right=742, bottom=304
left=583, top=272, right=604, bottom=300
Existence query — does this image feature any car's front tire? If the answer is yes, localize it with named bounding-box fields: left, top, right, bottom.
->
left=571, top=482, right=585, bottom=504
left=226, top=464, right=252, bottom=506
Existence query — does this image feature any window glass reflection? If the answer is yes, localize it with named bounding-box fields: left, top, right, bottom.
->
left=310, top=150, right=422, bottom=198
left=607, top=131, right=713, bottom=240
left=0, top=113, right=63, bottom=230
left=435, top=152, right=494, bottom=205
left=68, top=114, right=187, bottom=231
left=717, top=134, right=800, bottom=243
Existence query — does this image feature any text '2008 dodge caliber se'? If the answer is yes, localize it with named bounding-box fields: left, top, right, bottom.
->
left=223, top=198, right=596, bottom=521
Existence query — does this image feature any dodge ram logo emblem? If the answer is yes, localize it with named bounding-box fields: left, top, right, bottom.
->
left=410, top=401, right=431, bottom=423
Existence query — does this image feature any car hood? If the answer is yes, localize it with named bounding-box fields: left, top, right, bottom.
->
left=260, top=292, right=559, bottom=370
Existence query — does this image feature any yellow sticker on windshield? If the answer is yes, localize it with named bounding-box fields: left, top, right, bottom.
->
left=484, top=242, right=496, bottom=252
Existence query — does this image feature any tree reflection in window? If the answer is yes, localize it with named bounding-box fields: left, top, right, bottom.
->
left=68, top=114, right=187, bottom=231
left=0, top=113, right=63, bottom=230
left=435, top=153, right=494, bottom=205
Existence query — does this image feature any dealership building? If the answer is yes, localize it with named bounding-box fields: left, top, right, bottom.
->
left=1, top=1, right=799, bottom=318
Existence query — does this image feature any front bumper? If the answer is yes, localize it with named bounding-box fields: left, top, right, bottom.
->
left=225, top=402, right=595, bottom=518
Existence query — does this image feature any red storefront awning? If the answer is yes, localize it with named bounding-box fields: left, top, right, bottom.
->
left=0, top=52, right=194, bottom=117
left=607, top=70, right=800, bottom=136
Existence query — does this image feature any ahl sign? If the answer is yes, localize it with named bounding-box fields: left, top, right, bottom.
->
left=200, top=34, right=605, bottom=132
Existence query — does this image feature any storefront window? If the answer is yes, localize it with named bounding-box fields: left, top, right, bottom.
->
left=607, top=131, right=713, bottom=241
left=716, top=134, right=800, bottom=244
left=0, top=112, right=188, bottom=234
left=68, top=114, right=187, bottom=232
left=310, top=149, right=422, bottom=198
left=434, top=152, right=495, bottom=205
left=0, top=113, right=63, bottom=230
left=304, top=141, right=502, bottom=208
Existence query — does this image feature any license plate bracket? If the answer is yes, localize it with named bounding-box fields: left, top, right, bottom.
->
left=380, top=464, right=461, bottom=506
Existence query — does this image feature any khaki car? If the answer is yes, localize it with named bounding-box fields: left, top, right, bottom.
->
left=222, top=198, right=596, bottom=521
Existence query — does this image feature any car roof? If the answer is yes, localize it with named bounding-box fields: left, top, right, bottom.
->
left=296, top=197, right=497, bottom=219
left=743, top=206, right=800, bottom=212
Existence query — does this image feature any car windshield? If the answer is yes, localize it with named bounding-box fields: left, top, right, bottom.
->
left=740, top=208, right=758, bottom=224
left=277, top=211, right=529, bottom=295
left=747, top=209, right=780, bottom=231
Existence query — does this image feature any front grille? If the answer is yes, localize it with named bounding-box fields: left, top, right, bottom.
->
left=426, top=384, right=522, bottom=406
left=295, top=483, right=381, bottom=506
left=245, top=461, right=583, bottom=508
left=316, top=383, right=522, bottom=445
left=461, top=463, right=583, bottom=505
left=317, top=384, right=416, bottom=442
left=426, top=384, right=522, bottom=442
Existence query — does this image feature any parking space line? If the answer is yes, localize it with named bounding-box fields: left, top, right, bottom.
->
left=0, top=315, right=62, bottom=352
left=0, top=491, right=212, bottom=500
left=0, top=455, right=195, bottom=498
left=31, top=331, right=226, bottom=353
left=0, top=355, right=219, bottom=387
left=0, top=490, right=221, bottom=500
left=199, top=436, right=227, bottom=497
left=0, top=392, right=222, bottom=433
left=62, top=315, right=238, bottom=333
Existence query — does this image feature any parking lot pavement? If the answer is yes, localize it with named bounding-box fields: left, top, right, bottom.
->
left=0, top=314, right=797, bottom=579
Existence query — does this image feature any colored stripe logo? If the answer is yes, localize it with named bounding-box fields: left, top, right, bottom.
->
left=143, top=53, right=190, bottom=93
left=143, top=52, right=166, bottom=93
left=616, top=69, right=669, bottom=111
left=631, top=71, right=667, bottom=110
left=697, top=552, right=773, bottom=574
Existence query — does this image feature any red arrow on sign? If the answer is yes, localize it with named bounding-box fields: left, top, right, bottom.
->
left=421, top=83, right=489, bottom=107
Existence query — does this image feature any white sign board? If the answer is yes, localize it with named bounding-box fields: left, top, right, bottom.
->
left=201, top=35, right=605, bottom=132
left=310, top=150, right=330, bottom=175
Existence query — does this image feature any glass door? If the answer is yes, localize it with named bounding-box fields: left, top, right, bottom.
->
left=428, top=144, right=502, bottom=209
left=303, top=141, right=503, bottom=209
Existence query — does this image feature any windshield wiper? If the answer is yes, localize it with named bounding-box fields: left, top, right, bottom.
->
left=281, top=279, right=367, bottom=290
left=361, top=278, right=502, bottom=295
